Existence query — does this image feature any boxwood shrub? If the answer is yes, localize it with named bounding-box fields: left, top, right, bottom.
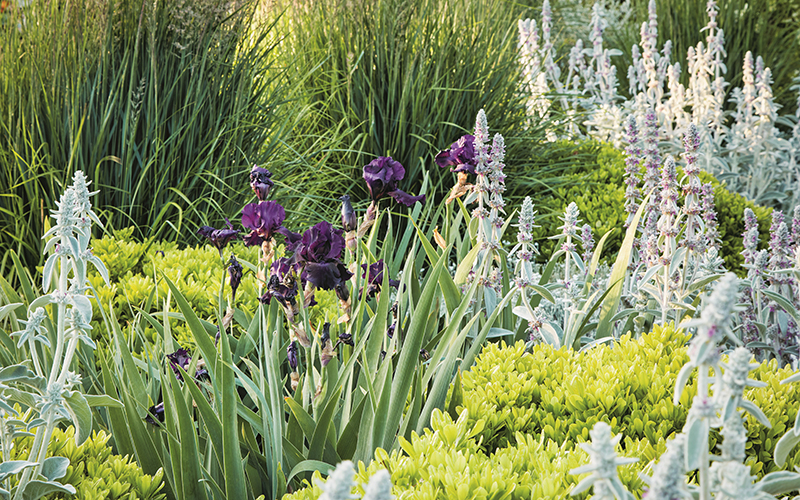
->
left=285, top=325, right=800, bottom=499
left=9, top=426, right=165, bottom=500
left=526, top=143, right=772, bottom=273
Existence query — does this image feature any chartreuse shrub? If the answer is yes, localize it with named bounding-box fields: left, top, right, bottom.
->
left=9, top=426, right=165, bottom=500
left=458, top=323, right=800, bottom=475
left=84, top=228, right=338, bottom=348
left=529, top=144, right=772, bottom=272
left=284, top=324, right=800, bottom=500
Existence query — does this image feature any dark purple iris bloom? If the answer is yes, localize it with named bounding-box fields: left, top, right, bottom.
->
left=242, top=201, right=286, bottom=246
left=361, top=259, right=399, bottom=299
left=435, top=134, right=477, bottom=174
left=339, top=195, right=357, bottom=231
left=293, top=221, right=353, bottom=291
left=363, top=156, right=425, bottom=206
left=228, top=254, right=243, bottom=303
left=260, top=257, right=304, bottom=307
left=278, top=226, right=303, bottom=252
left=166, top=347, right=208, bottom=382
left=334, top=332, right=354, bottom=349
left=197, top=218, right=240, bottom=258
left=146, top=402, right=165, bottom=425
left=250, top=166, right=274, bottom=201
left=287, top=341, right=298, bottom=370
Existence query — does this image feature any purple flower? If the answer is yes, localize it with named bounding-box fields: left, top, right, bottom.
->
left=435, top=134, right=477, bottom=174
left=260, top=257, right=301, bottom=309
left=295, top=221, right=345, bottom=264
left=197, top=218, right=239, bottom=258
left=360, top=259, right=399, bottom=299
left=228, top=254, right=243, bottom=303
left=339, top=195, right=358, bottom=232
left=250, top=166, right=274, bottom=201
left=145, top=402, right=165, bottom=425
left=166, top=347, right=208, bottom=382
left=287, top=341, right=298, bottom=370
left=363, top=156, right=425, bottom=206
left=242, top=201, right=286, bottom=247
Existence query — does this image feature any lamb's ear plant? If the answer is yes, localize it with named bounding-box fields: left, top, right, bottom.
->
left=0, top=171, right=121, bottom=500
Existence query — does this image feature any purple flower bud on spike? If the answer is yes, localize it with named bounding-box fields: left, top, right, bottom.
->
left=228, top=254, right=243, bottom=303
left=339, top=195, right=357, bottom=232
left=287, top=341, right=298, bottom=370
left=250, top=166, right=274, bottom=201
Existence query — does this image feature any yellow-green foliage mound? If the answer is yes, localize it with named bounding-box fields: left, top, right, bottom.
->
left=86, top=228, right=339, bottom=349
left=284, top=325, right=800, bottom=499
left=10, top=426, right=165, bottom=500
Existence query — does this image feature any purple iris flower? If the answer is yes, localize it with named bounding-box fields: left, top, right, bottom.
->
left=197, top=218, right=240, bottom=258
left=250, top=166, right=274, bottom=201
left=361, top=259, right=399, bottom=299
left=435, top=134, right=477, bottom=174
left=166, top=347, right=208, bottom=382
left=146, top=402, right=165, bottom=425
left=362, top=156, right=425, bottom=206
left=260, top=257, right=304, bottom=309
left=242, top=201, right=286, bottom=246
left=228, top=254, right=243, bottom=303
left=292, top=221, right=353, bottom=291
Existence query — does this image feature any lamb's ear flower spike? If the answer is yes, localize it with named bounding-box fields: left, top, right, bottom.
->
left=361, top=469, right=394, bottom=500
left=318, top=461, right=358, bottom=500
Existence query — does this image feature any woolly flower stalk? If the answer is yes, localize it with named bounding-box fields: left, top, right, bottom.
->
left=713, top=347, right=766, bottom=422
left=361, top=470, right=393, bottom=500
left=768, top=211, right=792, bottom=287
left=658, top=156, right=679, bottom=263
left=701, top=183, right=719, bottom=252
left=684, top=273, right=740, bottom=368
left=319, top=461, right=357, bottom=500
left=623, top=116, right=642, bottom=229
left=792, top=206, right=800, bottom=247
left=512, top=196, right=539, bottom=287
left=643, top=434, right=691, bottom=499
left=581, top=224, right=594, bottom=264
left=681, top=125, right=704, bottom=252
left=641, top=107, right=662, bottom=228
left=569, top=422, right=638, bottom=499
left=742, top=208, right=760, bottom=267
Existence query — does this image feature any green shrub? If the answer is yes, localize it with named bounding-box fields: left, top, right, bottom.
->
left=87, top=229, right=339, bottom=349
left=528, top=143, right=772, bottom=273
left=10, top=426, right=165, bottom=500
left=284, top=325, right=800, bottom=500
left=458, top=323, right=800, bottom=474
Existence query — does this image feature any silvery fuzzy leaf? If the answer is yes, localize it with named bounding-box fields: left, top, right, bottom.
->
left=685, top=418, right=709, bottom=471
left=40, top=457, right=69, bottom=482
left=674, top=364, right=694, bottom=405
left=570, top=251, right=585, bottom=274
left=0, top=303, right=22, bottom=323
left=541, top=322, right=561, bottom=348
left=670, top=247, right=688, bottom=276
left=782, top=372, right=800, bottom=385
left=608, top=477, right=634, bottom=500
left=686, top=274, right=724, bottom=295
left=16, top=479, right=75, bottom=500
left=0, top=399, right=16, bottom=415
left=63, top=391, right=92, bottom=446
left=28, top=295, right=53, bottom=311
left=569, top=474, right=597, bottom=496
left=0, top=365, right=36, bottom=383
left=71, top=257, right=86, bottom=286
left=42, top=253, right=58, bottom=294
left=67, top=235, right=80, bottom=261
left=0, top=461, right=37, bottom=480
left=639, top=283, right=663, bottom=302
left=26, top=418, right=46, bottom=432
left=70, top=295, right=92, bottom=322
left=639, top=262, right=664, bottom=285
left=741, top=399, right=771, bottom=428
left=757, top=470, right=800, bottom=495
left=512, top=305, right=535, bottom=322
left=483, top=287, right=498, bottom=316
